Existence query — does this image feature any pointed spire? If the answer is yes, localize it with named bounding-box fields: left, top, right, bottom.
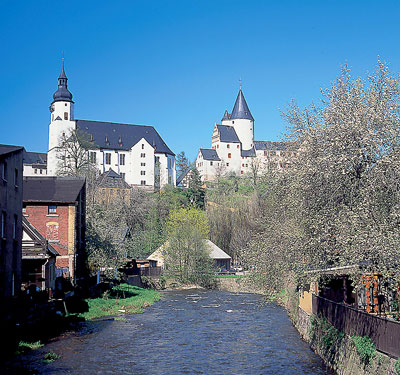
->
left=221, top=109, right=230, bottom=122
left=230, top=89, right=254, bottom=121
left=52, top=57, right=73, bottom=103
left=58, top=57, right=67, bottom=80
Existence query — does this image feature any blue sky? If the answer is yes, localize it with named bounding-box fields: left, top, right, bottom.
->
left=1, top=0, right=400, bottom=161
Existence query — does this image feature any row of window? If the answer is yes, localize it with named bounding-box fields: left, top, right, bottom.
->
left=212, top=144, right=241, bottom=150
left=1, top=211, right=18, bottom=240
left=1, top=161, right=19, bottom=186
left=90, top=152, right=148, bottom=166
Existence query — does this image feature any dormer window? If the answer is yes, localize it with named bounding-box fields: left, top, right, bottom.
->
left=118, top=136, right=123, bottom=146
left=105, top=136, right=110, bottom=145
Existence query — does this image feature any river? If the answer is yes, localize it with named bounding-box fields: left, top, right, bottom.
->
left=7, top=290, right=329, bottom=374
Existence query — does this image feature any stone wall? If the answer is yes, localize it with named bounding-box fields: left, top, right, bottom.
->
left=295, top=306, right=398, bottom=375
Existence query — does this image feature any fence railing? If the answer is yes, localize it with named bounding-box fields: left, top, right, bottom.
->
left=312, top=294, right=400, bottom=358
left=140, top=267, right=162, bottom=278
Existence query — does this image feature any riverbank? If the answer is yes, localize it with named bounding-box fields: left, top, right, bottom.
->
left=77, top=284, right=160, bottom=320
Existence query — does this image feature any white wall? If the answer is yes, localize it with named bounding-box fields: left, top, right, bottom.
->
left=23, top=165, right=47, bottom=177
left=222, top=118, right=254, bottom=150
left=47, top=101, right=76, bottom=176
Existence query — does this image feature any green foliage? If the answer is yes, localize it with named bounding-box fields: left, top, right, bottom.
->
left=395, top=357, right=400, bottom=375
left=16, top=341, right=43, bottom=355
left=183, top=168, right=205, bottom=209
left=352, top=335, right=376, bottom=365
left=310, top=316, right=344, bottom=353
left=43, top=351, right=60, bottom=363
left=78, top=284, right=160, bottom=320
left=164, top=207, right=214, bottom=286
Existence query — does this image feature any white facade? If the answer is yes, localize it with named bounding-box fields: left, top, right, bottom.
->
left=47, top=62, right=176, bottom=190
left=196, top=89, right=294, bottom=181
left=23, top=164, right=47, bottom=177
left=221, top=117, right=254, bottom=151
left=48, top=101, right=75, bottom=176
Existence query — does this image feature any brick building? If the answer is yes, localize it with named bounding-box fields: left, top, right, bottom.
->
left=0, top=144, right=24, bottom=299
left=23, top=177, right=86, bottom=284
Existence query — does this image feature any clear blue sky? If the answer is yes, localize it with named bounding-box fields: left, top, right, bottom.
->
left=1, top=0, right=400, bottom=161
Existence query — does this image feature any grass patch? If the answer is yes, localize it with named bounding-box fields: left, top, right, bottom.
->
left=114, top=317, right=127, bottom=321
left=16, top=341, right=43, bottom=355
left=78, top=284, right=160, bottom=320
left=43, top=351, right=60, bottom=363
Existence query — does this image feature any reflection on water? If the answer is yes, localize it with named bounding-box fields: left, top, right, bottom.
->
left=9, top=290, right=329, bottom=374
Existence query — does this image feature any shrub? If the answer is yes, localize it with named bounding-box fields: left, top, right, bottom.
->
left=395, top=357, right=400, bottom=375
left=43, top=351, right=60, bottom=363
left=352, top=335, right=376, bottom=365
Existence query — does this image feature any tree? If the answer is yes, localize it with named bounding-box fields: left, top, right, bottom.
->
left=186, top=168, right=205, bottom=208
left=176, top=151, right=191, bottom=176
left=56, top=128, right=98, bottom=178
left=163, top=207, right=214, bottom=286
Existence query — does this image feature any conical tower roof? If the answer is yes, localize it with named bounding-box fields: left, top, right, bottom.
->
left=221, top=109, right=230, bottom=121
left=230, top=89, right=254, bottom=121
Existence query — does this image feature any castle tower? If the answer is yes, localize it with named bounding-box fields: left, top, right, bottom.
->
left=47, top=58, right=76, bottom=175
left=221, top=89, right=254, bottom=150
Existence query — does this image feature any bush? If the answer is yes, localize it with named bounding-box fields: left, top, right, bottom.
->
left=352, top=335, right=376, bottom=365
left=395, top=357, right=400, bottom=375
left=43, top=351, right=60, bottom=363
left=309, top=315, right=344, bottom=353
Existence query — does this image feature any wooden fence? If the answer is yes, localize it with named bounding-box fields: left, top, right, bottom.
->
left=140, top=267, right=162, bottom=278
left=312, top=294, right=400, bottom=358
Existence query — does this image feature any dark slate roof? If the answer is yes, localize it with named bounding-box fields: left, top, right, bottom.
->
left=200, top=149, right=221, bottom=161
left=221, top=110, right=231, bottom=121
left=216, top=125, right=240, bottom=143
left=230, top=89, right=254, bottom=121
left=23, top=177, right=85, bottom=203
left=96, top=168, right=131, bottom=189
left=254, top=141, right=288, bottom=151
left=76, top=120, right=174, bottom=156
left=58, top=59, right=67, bottom=79
left=0, top=144, right=24, bottom=157
left=23, top=151, right=47, bottom=165
left=241, top=147, right=256, bottom=157
left=52, top=59, right=73, bottom=103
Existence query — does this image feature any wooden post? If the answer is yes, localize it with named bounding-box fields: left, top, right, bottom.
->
left=366, top=276, right=371, bottom=313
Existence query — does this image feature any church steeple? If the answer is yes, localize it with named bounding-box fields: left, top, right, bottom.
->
left=52, top=58, right=73, bottom=104
left=230, top=89, right=254, bottom=121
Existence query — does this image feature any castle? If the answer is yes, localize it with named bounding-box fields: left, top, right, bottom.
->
left=47, top=60, right=176, bottom=189
left=195, top=89, right=295, bottom=181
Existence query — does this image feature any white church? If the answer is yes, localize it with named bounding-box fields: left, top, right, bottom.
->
left=196, top=89, right=295, bottom=181
left=47, top=60, right=176, bottom=189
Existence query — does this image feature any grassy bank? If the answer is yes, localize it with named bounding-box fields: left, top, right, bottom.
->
left=78, top=284, right=160, bottom=320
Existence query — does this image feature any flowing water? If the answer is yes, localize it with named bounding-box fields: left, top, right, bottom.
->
left=6, top=290, right=329, bottom=374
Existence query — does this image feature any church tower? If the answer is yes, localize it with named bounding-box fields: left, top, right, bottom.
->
left=221, top=89, right=254, bottom=150
left=47, top=58, right=76, bottom=175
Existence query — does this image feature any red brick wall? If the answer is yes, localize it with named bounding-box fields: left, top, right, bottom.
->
left=24, top=204, right=70, bottom=256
